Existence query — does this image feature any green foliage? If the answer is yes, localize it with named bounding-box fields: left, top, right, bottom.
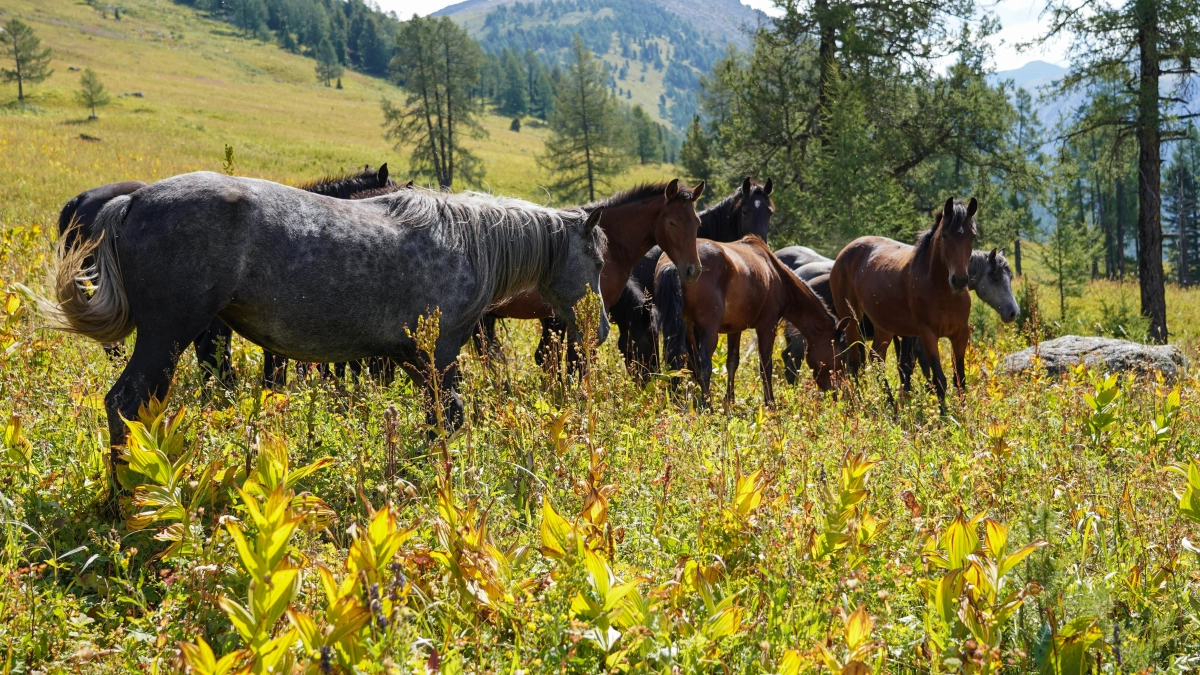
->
left=384, top=15, right=485, bottom=189
left=74, top=68, right=110, bottom=118
left=0, top=18, right=53, bottom=101
left=539, top=34, right=632, bottom=203
left=314, top=37, right=342, bottom=86
left=1038, top=153, right=1097, bottom=320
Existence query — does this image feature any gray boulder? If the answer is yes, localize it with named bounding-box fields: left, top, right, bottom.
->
left=1001, top=335, right=1186, bottom=379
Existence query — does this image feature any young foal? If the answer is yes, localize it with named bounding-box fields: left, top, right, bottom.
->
left=655, top=236, right=847, bottom=407
left=829, top=197, right=978, bottom=407
left=619, top=178, right=775, bottom=383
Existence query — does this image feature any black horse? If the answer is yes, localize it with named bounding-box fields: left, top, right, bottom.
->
left=639, top=178, right=775, bottom=384
left=56, top=165, right=399, bottom=388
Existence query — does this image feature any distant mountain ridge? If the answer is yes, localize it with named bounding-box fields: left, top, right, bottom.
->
left=435, top=0, right=769, bottom=130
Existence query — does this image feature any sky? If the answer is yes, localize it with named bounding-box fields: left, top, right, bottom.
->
left=380, top=0, right=1071, bottom=73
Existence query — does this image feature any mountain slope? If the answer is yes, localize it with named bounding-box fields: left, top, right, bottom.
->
left=0, top=0, right=679, bottom=232
left=436, top=0, right=767, bottom=130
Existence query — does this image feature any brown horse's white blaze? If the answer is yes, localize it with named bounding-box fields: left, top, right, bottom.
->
left=656, top=235, right=848, bottom=408
left=829, top=196, right=979, bottom=408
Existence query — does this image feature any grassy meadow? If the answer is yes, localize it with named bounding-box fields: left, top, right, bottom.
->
left=3, top=1, right=1200, bottom=674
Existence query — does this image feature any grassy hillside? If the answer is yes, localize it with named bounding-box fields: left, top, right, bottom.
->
left=4, top=2, right=1200, bottom=674
left=0, top=0, right=681, bottom=240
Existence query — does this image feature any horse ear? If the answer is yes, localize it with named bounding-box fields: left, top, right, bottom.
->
left=989, top=247, right=998, bottom=262
left=378, top=163, right=389, bottom=186
left=835, top=316, right=851, bottom=339
left=584, top=207, right=603, bottom=234
left=763, top=177, right=773, bottom=196
left=741, top=177, right=752, bottom=195
left=942, top=197, right=955, bottom=222
left=665, top=179, right=680, bottom=200
left=967, top=196, right=979, bottom=218
left=403, top=180, right=414, bottom=189
left=692, top=180, right=705, bottom=200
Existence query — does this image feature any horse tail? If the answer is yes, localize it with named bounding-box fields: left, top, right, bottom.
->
left=653, top=261, right=688, bottom=373
left=46, top=195, right=135, bottom=344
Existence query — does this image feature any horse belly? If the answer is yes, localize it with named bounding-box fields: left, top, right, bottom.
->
left=226, top=229, right=474, bottom=362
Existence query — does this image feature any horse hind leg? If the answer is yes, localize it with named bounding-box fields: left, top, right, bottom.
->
left=104, top=329, right=193, bottom=509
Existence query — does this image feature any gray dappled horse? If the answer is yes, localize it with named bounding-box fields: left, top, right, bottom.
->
left=51, top=171, right=608, bottom=478
left=56, top=165, right=400, bottom=386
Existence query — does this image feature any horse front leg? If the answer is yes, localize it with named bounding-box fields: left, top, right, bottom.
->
left=690, top=324, right=718, bottom=410
left=724, top=331, right=741, bottom=409
left=918, top=331, right=948, bottom=412
left=755, top=325, right=777, bottom=408
left=896, top=337, right=914, bottom=393
left=951, top=329, right=969, bottom=394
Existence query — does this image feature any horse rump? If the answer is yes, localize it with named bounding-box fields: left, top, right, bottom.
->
left=45, top=195, right=135, bottom=345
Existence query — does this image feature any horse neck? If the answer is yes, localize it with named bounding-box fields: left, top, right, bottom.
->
left=600, top=199, right=660, bottom=272
left=914, top=228, right=950, bottom=287
left=698, top=196, right=740, bottom=242
left=770, top=252, right=833, bottom=339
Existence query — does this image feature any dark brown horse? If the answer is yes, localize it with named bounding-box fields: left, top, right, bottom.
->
left=475, top=179, right=705, bottom=363
left=654, top=236, right=848, bottom=408
left=624, top=177, right=775, bottom=384
left=829, top=197, right=978, bottom=407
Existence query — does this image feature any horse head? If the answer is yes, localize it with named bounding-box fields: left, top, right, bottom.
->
left=936, top=196, right=978, bottom=292
left=806, top=315, right=852, bottom=391
left=737, top=177, right=774, bottom=242
left=657, top=178, right=705, bottom=285
left=973, top=247, right=1019, bottom=322
left=541, top=207, right=610, bottom=346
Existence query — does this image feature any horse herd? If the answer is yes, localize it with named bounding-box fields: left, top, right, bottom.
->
left=48, top=165, right=1018, bottom=475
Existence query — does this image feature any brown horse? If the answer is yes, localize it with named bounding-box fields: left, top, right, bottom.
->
left=654, top=235, right=848, bottom=408
left=828, top=197, right=978, bottom=407
left=477, top=179, right=705, bottom=361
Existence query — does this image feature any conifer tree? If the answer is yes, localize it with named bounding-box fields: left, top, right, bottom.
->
left=0, top=18, right=53, bottom=101
left=75, top=68, right=110, bottom=119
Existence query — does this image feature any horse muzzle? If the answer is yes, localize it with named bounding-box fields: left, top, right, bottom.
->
left=1001, top=304, right=1020, bottom=323
left=681, top=264, right=701, bottom=285
left=949, top=274, right=969, bottom=291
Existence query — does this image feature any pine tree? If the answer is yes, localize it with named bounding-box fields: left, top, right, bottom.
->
left=538, top=34, right=631, bottom=203
left=630, top=105, right=662, bottom=165
left=75, top=68, right=110, bottom=119
left=384, top=15, right=485, bottom=189
left=1164, top=125, right=1200, bottom=285
left=1040, top=153, right=1097, bottom=320
left=0, top=18, right=53, bottom=101
left=500, top=49, right=528, bottom=115
left=679, top=115, right=712, bottom=184
left=315, top=37, right=342, bottom=86
left=1039, top=0, right=1200, bottom=342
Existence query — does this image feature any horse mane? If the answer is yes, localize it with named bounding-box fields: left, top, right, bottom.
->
left=698, top=189, right=742, bottom=241
left=294, top=167, right=390, bottom=199
left=741, top=235, right=836, bottom=321
left=584, top=182, right=691, bottom=212
left=384, top=188, right=606, bottom=329
left=912, top=200, right=975, bottom=262
left=968, top=249, right=1012, bottom=285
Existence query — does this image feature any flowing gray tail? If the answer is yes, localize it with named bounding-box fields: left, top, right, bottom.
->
left=46, top=195, right=135, bottom=344
left=653, top=262, right=689, bottom=373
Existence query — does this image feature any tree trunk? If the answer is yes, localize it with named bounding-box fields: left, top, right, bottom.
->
left=1136, top=0, right=1168, bottom=343
left=1180, top=175, right=1190, bottom=285
left=1116, top=176, right=1126, bottom=278
left=814, top=0, right=836, bottom=143
left=1014, top=237, right=1022, bottom=277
